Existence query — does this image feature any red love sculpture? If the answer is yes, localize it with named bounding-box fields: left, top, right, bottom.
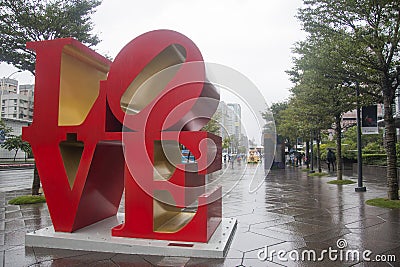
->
left=23, top=30, right=222, bottom=243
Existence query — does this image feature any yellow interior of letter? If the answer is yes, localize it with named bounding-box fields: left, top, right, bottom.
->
left=59, top=137, right=84, bottom=189
left=121, top=44, right=186, bottom=115
left=153, top=191, right=195, bottom=233
left=58, top=45, right=109, bottom=126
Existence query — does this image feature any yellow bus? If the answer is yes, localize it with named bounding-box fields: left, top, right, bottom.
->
left=247, top=148, right=260, bottom=163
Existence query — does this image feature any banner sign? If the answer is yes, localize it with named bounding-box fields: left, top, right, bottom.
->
left=362, top=105, right=378, bottom=134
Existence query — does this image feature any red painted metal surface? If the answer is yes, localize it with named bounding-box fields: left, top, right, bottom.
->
left=23, top=30, right=222, bottom=242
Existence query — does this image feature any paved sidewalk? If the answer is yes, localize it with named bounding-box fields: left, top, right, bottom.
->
left=1, top=165, right=400, bottom=266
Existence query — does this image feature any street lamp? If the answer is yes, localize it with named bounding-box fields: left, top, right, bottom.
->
left=355, top=81, right=366, bottom=192
left=1, top=70, right=22, bottom=120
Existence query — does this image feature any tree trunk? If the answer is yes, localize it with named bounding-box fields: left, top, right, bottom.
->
left=383, top=94, right=398, bottom=200
left=316, top=130, right=322, bottom=173
left=305, top=140, right=310, bottom=169
left=310, top=133, right=314, bottom=172
left=32, top=165, right=41, bottom=195
left=335, top=115, right=343, bottom=180
left=13, top=149, right=18, bottom=161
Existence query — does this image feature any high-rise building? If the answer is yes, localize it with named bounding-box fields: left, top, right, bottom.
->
left=0, top=78, right=34, bottom=159
left=216, top=101, right=246, bottom=153
left=0, top=78, right=34, bottom=121
left=0, top=78, right=18, bottom=94
left=227, top=103, right=241, bottom=143
left=217, top=101, right=239, bottom=140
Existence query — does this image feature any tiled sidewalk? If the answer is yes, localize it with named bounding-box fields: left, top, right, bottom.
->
left=1, top=165, right=400, bottom=266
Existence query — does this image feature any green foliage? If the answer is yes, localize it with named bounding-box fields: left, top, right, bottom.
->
left=342, top=126, right=384, bottom=148
left=362, top=154, right=387, bottom=166
left=8, top=195, right=46, bottom=205
left=396, top=142, right=400, bottom=158
left=297, top=0, right=400, bottom=199
left=319, top=143, right=336, bottom=161
left=0, top=120, right=13, bottom=138
left=222, top=137, right=231, bottom=149
left=340, top=125, right=385, bottom=160
left=1, top=135, right=30, bottom=161
left=0, top=0, right=102, bottom=74
left=201, top=112, right=221, bottom=135
left=363, top=142, right=385, bottom=154
left=366, top=198, right=400, bottom=209
left=328, top=180, right=356, bottom=185
left=308, top=172, right=328, bottom=177
left=297, top=0, right=400, bottom=90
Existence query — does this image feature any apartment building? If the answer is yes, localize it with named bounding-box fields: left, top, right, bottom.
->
left=0, top=79, right=34, bottom=121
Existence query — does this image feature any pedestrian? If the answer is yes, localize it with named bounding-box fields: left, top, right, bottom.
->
left=327, top=148, right=336, bottom=172
left=296, top=152, right=302, bottom=166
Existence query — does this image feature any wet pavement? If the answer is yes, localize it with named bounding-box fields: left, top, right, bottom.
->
left=1, top=165, right=400, bottom=266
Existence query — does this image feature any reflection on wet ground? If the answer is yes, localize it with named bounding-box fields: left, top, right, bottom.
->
left=1, top=165, right=399, bottom=266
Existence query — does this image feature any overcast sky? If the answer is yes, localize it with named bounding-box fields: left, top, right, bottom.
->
left=0, top=0, right=305, bottom=104
left=0, top=0, right=305, bottom=143
left=93, top=0, right=306, bottom=104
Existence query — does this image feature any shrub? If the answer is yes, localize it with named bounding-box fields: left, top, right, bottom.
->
left=8, top=195, right=46, bottom=205
left=328, top=179, right=356, bottom=185
left=366, top=198, right=400, bottom=209
left=363, top=142, right=384, bottom=154
left=362, top=154, right=387, bottom=166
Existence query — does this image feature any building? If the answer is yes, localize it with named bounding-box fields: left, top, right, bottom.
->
left=217, top=101, right=242, bottom=141
left=227, top=103, right=241, bottom=143
left=0, top=78, right=34, bottom=159
left=216, top=101, right=247, bottom=153
left=217, top=101, right=232, bottom=140
left=0, top=77, right=18, bottom=94
left=0, top=80, right=34, bottom=121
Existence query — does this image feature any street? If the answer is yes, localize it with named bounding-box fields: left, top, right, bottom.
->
left=0, top=168, right=33, bottom=192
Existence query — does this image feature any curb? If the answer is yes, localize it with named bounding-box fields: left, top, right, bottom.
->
left=0, top=163, right=35, bottom=169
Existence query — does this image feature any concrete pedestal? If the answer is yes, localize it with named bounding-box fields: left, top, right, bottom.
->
left=26, top=214, right=237, bottom=258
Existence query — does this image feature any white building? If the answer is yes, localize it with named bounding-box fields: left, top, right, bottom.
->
left=0, top=79, right=34, bottom=121
left=216, top=101, right=247, bottom=153
left=227, top=103, right=241, bottom=142
left=0, top=78, right=34, bottom=160
left=217, top=101, right=242, bottom=140
left=0, top=77, right=18, bottom=94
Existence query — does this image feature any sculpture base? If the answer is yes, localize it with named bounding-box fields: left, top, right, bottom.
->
left=25, top=214, right=237, bottom=258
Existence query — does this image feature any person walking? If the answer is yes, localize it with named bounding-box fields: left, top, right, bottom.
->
left=327, top=148, right=336, bottom=172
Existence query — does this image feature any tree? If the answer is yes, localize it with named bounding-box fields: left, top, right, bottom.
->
left=0, top=0, right=101, bottom=74
left=0, top=0, right=103, bottom=195
left=201, top=112, right=221, bottom=135
left=222, top=137, right=231, bottom=150
left=21, top=140, right=32, bottom=161
left=0, top=120, right=13, bottom=141
left=289, top=34, right=366, bottom=179
left=266, top=102, right=296, bottom=149
left=2, top=135, right=25, bottom=161
left=298, top=0, right=400, bottom=199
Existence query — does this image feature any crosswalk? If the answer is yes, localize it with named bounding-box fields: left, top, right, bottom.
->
left=0, top=168, right=34, bottom=192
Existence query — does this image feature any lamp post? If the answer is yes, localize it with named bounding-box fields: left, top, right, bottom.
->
left=309, top=130, right=315, bottom=173
left=355, top=81, right=366, bottom=192
left=1, top=70, right=22, bottom=120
